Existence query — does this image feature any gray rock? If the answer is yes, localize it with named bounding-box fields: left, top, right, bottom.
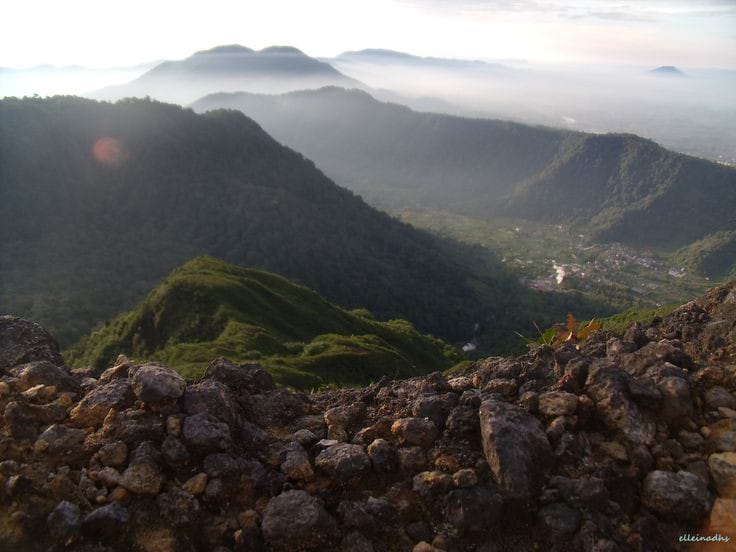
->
left=708, top=452, right=736, bottom=498
left=444, top=487, right=502, bottom=532
left=538, top=391, right=578, bottom=417
left=156, top=487, right=201, bottom=526
left=0, top=316, right=64, bottom=371
left=538, top=503, right=582, bottom=540
left=641, top=470, right=712, bottom=521
left=97, top=441, right=128, bottom=467
left=35, top=424, right=86, bottom=455
left=342, top=531, right=374, bottom=552
left=367, top=438, right=397, bottom=473
left=479, top=399, right=552, bottom=498
left=183, top=379, right=242, bottom=429
left=131, top=363, right=185, bottom=404
left=69, top=378, right=134, bottom=428
left=182, top=412, right=232, bottom=451
left=261, top=490, right=337, bottom=550
left=412, top=393, right=458, bottom=429
left=47, top=500, right=80, bottom=541
left=397, top=446, right=428, bottom=472
left=446, top=405, right=479, bottom=436
left=585, top=361, right=655, bottom=445
left=10, top=360, right=77, bottom=392
left=551, top=476, right=609, bottom=510
left=82, top=501, right=130, bottom=537
left=391, top=417, right=438, bottom=447
left=161, top=435, right=190, bottom=467
left=203, top=453, right=240, bottom=479
left=204, top=357, right=274, bottom=393
left=705, top=387, right=736, bottom=410
left=413, top=470, right=453, bottom=498
left=315, top=443, right=370, bottom=481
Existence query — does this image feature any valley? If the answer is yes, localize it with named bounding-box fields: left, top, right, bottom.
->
left=399, top=210, right=717, bottom=312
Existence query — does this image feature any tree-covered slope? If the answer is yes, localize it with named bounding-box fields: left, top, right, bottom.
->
left=0, top=96, right=485, bottom=346
left=192, top=87, right=736, bottom=249
left=65, top=257, right=461, bottom=388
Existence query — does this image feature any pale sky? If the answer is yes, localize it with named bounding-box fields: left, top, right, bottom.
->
left=2, top=0, right=735, bottom=69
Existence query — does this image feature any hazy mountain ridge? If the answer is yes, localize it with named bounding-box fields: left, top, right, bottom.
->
left=93, top=45, right=362, bottom=104
left=65, top=256, right=461, bottom=388
left=0, top=96, right=487, bottom=346
left=192, top=87, right=736, bottom=250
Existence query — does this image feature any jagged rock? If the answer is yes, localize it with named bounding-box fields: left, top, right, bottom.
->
left=69, top=378, right=134, bottom=428
left=551, top=476, right=609, bottom=510
left=156, top=487, right=201, bottom=526
left=82, top=501, right=130, bottom=537
left=10, top=360, right=78, bottom=392
left=585, top=361, right=656, bottom=445
left=391, top=417, right=438, bottom=447
left=445, top=405, right=479, bottom=436
left=444, top=487, right=502, bottom=531
left=413, top=470, right=453, bottom=498
left=479, top=399, right=552, bottom=498
left=47, top=500, right=81, bottom=541
left=183, top=379, right=242, bottom=429
left=108, top=409, right=166, bottom=445
left=182, top=473, right=208, bottom=495
left=397, top=446, right=428, bottom=472
left=452, top=468, right=478, bottom=488
left=367, top=438, right=397, bottom=473
left=0, top=315, right=64, bottom=370
left=641, top=470, right=711, bottom=521
left=34, top=424, right=85, bottom=456
left=131, top=363, right=186, bottom=405
left=538, top=391, right=578, bottom=417
left=292, top=428, right=318, bottom=447
left=315, top=443, right=370, bottom=481
left=281, top=443, right=314, bottom=481
left=119, top=460, right=162, bottom=495
left=261, top=490, right=337, bottom=550
left=96, top=441, right=128, bottom=467
left=412, top=393, right=458, bottom=429
left=708, top=452, right=736, bottom=498
left=204, top=357, right=274, bottom=394
left=342, top=531, right=374, bottom=552
left=705, top=386, right=736, bottom=410
left=538, top=503, right=582, bottom=541
left=4, top=400, right=66, bottom=438
left=161, top=435, right=190, bottom=467
left=182, top=413, right=232, bottom=451
left=203, top=453, right=240, bottom=479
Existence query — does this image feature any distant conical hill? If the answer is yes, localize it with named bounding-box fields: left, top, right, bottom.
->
left=0, top=96, right=489, bottom=347
left=65, top=256, right=461, bottom=388
left=93, top=44, right=362, bottom=104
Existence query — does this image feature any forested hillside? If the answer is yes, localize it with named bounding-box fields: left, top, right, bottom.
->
left=193, top=87, right=736, bottom=249
left=0, top=97, right=484, bottom=345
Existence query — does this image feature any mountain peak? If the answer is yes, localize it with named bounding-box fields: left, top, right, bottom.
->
left=194, top=44, right=254, bottom=56
left=260, top=46, right=306, bottom=55
left=649, top=65, right=685, bottom=77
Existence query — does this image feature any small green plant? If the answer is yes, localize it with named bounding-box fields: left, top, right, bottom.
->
left=519, top=313, right=602, bottom=349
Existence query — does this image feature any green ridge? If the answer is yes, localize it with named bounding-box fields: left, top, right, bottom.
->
left=65, top=256, right=461, bottom=389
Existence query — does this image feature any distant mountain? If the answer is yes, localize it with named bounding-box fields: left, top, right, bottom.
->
left=0, top=96, right=490, bottom=347
left=333, top=49, right=510, bottom=72
left=66, top=256, right=461, bottom=388
left=649, top=66, right=686, bottom=77
left=93, top=45, right=362, bottom=104
left=192, top=87, right=736, bottom=249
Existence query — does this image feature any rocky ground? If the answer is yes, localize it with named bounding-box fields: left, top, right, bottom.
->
left=1, top=282, right=735, bottom=551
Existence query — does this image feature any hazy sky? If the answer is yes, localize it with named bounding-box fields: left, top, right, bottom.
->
left=2, top=0, right=735, bottom=68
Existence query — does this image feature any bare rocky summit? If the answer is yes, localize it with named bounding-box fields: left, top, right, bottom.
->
left=1, top=282, right=735, bottom=551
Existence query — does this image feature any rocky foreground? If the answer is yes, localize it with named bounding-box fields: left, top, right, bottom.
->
left=1, top=284, right=736, bottom=551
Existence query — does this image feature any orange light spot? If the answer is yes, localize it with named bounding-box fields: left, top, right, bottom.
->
left=92, top=137, right=127, bottom=166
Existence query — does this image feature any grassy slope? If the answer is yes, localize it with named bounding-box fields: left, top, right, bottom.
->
left=65, top=257, right=461, bottom=389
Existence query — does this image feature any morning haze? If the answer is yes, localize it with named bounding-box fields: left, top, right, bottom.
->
left=1, top=1, right=735, bottom=550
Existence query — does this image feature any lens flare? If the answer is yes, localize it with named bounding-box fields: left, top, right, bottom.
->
left=92, top=137, right=127, bottom=166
